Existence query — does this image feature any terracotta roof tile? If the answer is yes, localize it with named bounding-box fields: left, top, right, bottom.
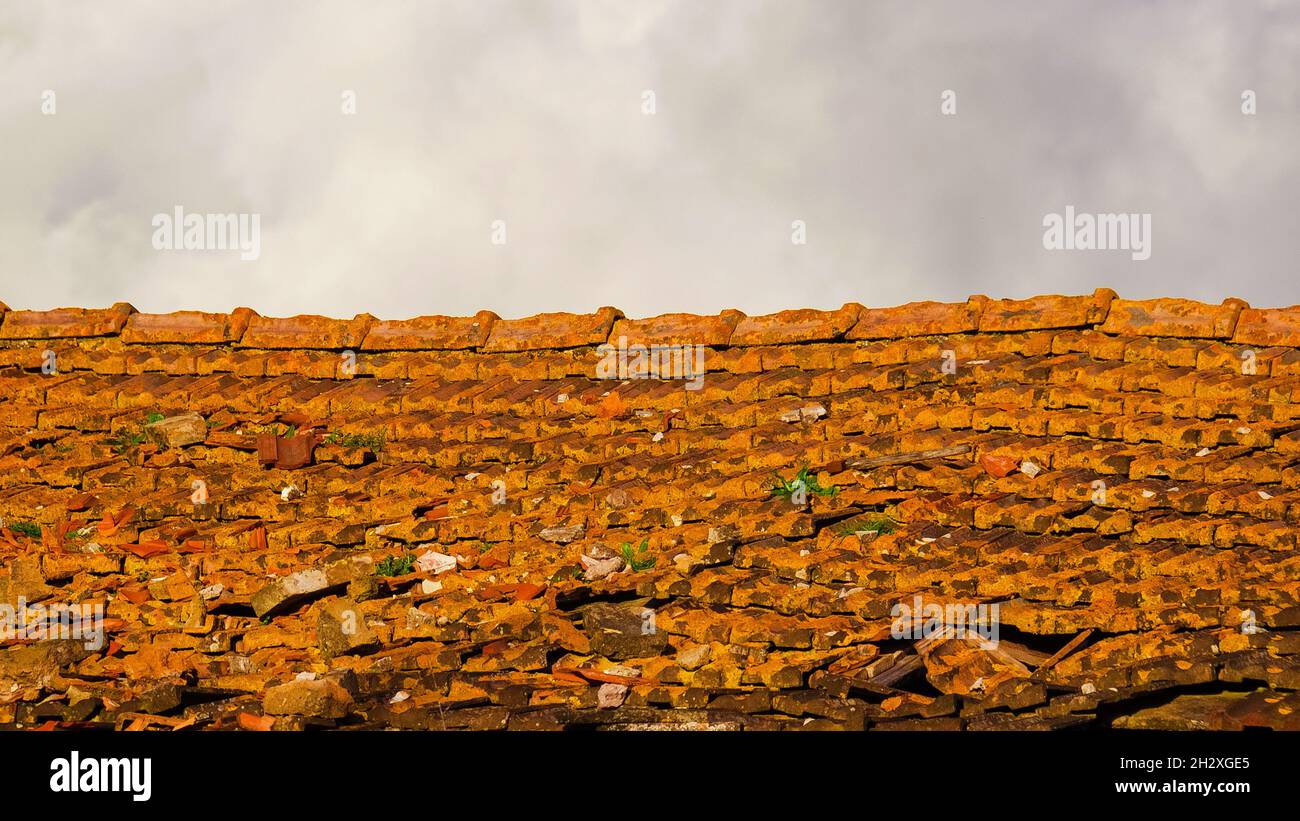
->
left=361, top=310, right=499, bottom=351
left=847, top=297, right=985, bottom=339
left=731, top=303, right=862, bottom=345
left=979, top=289, right=1115, bottom=332
left=1099, top=297, right=1247, bottom=339
left=610, top=310, right=743, bottom=346
left=1231, top=306, right=1300, bottom=348
left=0, top=302, right=135, bottom=339
left=239, top=313, right=374, bottom=349
left=121, top=307, right=256, bottom=344
left=483, top=306, right=622, bottom=352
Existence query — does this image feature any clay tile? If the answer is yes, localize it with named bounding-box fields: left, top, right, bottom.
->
left=610, top=310, right=744, bottom=347
left=361, top=310, right=499, bottom=351
left=730, top=303, right=862, bottom=346
left=0, top=302, right=135, bottom=339
left=979, top=289, right=1116, bottom=332
left=1099, top=297, right=1246, bottom=339
left=1231, top=306, right=1300, bottom=348
left=239, top=313, right=373, bottom=350
left=122, top=307, right=257, bottom=344
left=846, top=297, right=984, bottom=340
left=483, top=306, right=623, bottom=352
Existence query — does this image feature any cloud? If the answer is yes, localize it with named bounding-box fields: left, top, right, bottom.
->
left=1, top=0, right=1298, bottom=318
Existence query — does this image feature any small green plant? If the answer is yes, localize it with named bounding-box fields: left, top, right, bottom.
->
left=324, top=431, right=385, bottom=451
left=549, top=563, right=585, bottom=582
left=106, top=429, right=149, bottom=453
left=619, top=538, right=656, bottom=572
left=107, top=412, right=165, bottom=453
left=478, top=540, right=494, bottom=554
left=250, top=423, right=298, bottom=438
left=374, top=553, right=416, bottom=577
left=834, top=515, right=898, bottom=538
left=770, top=466, right=839, bottom=501
left=7, top=521, right=41, bottom=538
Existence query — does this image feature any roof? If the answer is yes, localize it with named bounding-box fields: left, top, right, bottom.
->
left=1, top=288, right=1299, bottom=730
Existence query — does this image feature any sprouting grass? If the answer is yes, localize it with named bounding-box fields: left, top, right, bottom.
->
left=7, top=521, right=41, bottom=538
left=619, top=538, right=656, bottom=572
left=834, top=515, right=898, bottom=538
left=770, top=466, right=839, bottom=501
left=549, top=564, right=585, bottom=582
left=324, top=431, right=385, bottom=451
left=107, top=411, right=164, bottom=453
left=250, top=423, right=298, bottom=438
left=374, top=553, right=416, bottom=576
left=106, top=429, right=149, bottom=453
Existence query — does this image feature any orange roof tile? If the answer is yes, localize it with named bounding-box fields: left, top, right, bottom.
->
left=847, top=297, right=985, bottom=339
left=610, top=310, right=744, bottom=346
left=361, top=310, right=498, bottom=351
left=731, top=304, right=862, bottom=346
left=122, top=308, right=256, bottom=344
left=482, top=306, right=622, bottom=352
left=1099, top=297, right=1247, bottom=339
left=0, top=303, right=135, bottom=339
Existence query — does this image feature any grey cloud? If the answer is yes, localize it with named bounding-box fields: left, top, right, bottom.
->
left=1, top=0, right=1298, bottom=318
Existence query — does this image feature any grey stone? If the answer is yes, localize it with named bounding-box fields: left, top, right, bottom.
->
left=583, top=603, right=668, bottom=660
left=540, top=524, right=584, bottom=544
left=144, top=413, right=207, bottom=448
left=318, top=598, right=378, bottom=657
left=251, top=556, right=372, bottom=617
left=263, top=678, right=353, bottom=718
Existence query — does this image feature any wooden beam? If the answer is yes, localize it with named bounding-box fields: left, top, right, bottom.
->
left=1032, top=628, right=1094, bottom=678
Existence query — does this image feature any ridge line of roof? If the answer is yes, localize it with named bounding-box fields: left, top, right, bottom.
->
left=1, top=290, right=1298, bottom=349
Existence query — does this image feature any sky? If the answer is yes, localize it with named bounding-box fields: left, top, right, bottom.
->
left=2, top=0, right=1299, bottom=320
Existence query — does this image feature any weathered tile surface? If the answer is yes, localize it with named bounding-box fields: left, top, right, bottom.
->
left=1, top=292, right=1299, bottom=731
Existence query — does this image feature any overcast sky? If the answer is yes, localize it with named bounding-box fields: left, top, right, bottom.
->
left=2, top=0, right=1298, bottom=320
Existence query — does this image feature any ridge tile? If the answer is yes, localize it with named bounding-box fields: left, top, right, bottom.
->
left=483, top=306, right=622, bottom=352
left=0, top=303, right=135, bottom=339
left=1099, top=298, right=1247, bottom=339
